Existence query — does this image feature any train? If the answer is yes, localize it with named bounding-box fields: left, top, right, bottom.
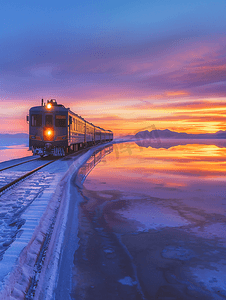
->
left=28, top=99, right=113, bottom=156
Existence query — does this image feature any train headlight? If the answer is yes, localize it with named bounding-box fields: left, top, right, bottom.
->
left=46, top=103, right=52, bottom=109
left=44, top=128, right=54, bottom=141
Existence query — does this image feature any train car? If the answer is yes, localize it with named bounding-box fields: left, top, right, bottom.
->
left=106, top=130, right=113, bottom=141
left=94, top=126, right=102, bottom=144
left=109, top=130, right=113, bottom=141
left=100, top=128, right=106, bottom=143
left=68, top=111, right=86, bottom=152
left=86, top=121, right=95, bottom=146
left=28, top=99, right=113, bottom=156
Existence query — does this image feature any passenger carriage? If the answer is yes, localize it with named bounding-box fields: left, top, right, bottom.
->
left=28, top=99, right=113, bottom=156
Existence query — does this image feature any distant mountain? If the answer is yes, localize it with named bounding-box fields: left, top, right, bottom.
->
left=135, top=129, right=226, bottom=140
left=0, top=133, right=29, bottom=146
left=135, top=139, right=226, bottom=149
left=0, top=133, right=28, bottom=139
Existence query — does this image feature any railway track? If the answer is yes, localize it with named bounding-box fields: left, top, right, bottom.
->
left=0, top=148, right=90, bottom=195
left=0, top=159, right=55, bottom=194
left=0, top=157, right=40, bottom=172
left=0, top=143, right=112, bottom=298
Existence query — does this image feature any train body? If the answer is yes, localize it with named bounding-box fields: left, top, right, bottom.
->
left=28, top=99, right=113, bottom=156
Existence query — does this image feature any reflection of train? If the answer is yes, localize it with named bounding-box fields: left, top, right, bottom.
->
left=28, top=99, right=113, bottom=156
left=76, top=145, right=113, bottom=187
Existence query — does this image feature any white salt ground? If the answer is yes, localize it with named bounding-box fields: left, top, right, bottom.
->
left=117, top=202, right=189, bottom=231
left=0, top=144, right=112, bottom=299
left=190, top=261, right=226, bottom=296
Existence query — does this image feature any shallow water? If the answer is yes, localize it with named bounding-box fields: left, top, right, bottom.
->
left=0, top=145, right=32, bottom=163
left=83, top=142, right=226, bottom=219
left=75, top=141, right=226, bottom=299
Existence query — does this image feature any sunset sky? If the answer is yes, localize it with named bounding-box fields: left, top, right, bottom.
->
left=1, top=0, right=226, bottom=136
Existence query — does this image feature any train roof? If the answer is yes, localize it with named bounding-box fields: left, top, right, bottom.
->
left=30, top=105, right=68, bottom=112
left=95, top=126, right=105, bottom=131
left=68, top=110, right=85, bottom=121
left=30, top=99, right=113, bottom=134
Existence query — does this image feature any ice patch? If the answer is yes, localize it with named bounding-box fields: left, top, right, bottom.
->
left=117, top=202, right=189, bottom=231
left=118, top=276, right=137, bottom=286
left=190, top=261, right=226, bottom=296
left=191, top=223, right=226, bottom=241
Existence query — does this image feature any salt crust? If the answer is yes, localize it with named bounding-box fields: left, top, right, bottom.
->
left=0, top=144, right=111, bottom=299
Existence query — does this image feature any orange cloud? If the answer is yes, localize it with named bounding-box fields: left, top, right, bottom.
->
left=165, top=91, right=189, bottom=97
left=2, top=96, right=226, bottom=136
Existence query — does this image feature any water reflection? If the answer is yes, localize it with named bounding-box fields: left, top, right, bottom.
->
left=75, top=141, right=226, bottom=298
left=0, top=145, right=32, bottom=163
left=135, top=138, right=226, bottom=149
left=113, top=142, right=226, bottom=179
left=76, top=145, right=113, bottom=187
left=82, top=142, right=226, bottom=224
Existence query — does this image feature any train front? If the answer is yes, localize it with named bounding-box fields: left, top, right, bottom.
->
left=29, top=99, right=68, bottom=156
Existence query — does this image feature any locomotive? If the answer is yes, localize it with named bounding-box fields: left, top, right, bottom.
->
left=28, top=99, right=113, bottom=156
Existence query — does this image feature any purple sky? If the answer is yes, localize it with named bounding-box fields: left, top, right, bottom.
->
left=1, top=0, right=226, bottom=134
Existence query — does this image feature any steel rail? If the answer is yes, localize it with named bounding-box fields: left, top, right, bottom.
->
left=0, top=160, right=55, bottom=194
left=0, top=157, right=40, bottom=172
left=0, top=143, right=102, bottom=194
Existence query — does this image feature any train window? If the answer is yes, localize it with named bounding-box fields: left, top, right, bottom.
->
left=45, top=115, right=53, bottom=126
left=78, top=121, right=83, bottom=133
left=31, top=114, right=42, bottom=127
left=55, top=115, right=67, bottom=127
left=78, top=120, right=85, bottom=133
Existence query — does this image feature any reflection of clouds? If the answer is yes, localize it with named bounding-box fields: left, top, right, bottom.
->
left=81, top=139, right=226, bottom=297
left=134, top=141, right=226, bottom=158
left=84, top=142, right=226, bottom=205
left=111, top=142, right=226, bottom=178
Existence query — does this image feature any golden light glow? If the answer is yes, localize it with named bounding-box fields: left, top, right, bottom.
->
left=2, top=95, right=226, bottom=135
left=43, top=128, right=54, bottom=141
left=165, top=91, right=189, bottom=97
left=83, top=143, right=226, bottom=195
left=46, top=103, right=52, bottom=109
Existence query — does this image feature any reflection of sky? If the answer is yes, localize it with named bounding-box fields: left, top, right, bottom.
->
left=83, top=141, right=226, bottom=261
left=76, top=145, right=113, bottom=187
left=83, top=141, right=226, bottom=296
left=1, top=1, right=226, bottom=134
left=84, top=142, right=226, bottom=192
left=84, top=142, right=226, bottom=215
left=0, top=146, right=31, bottom=163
